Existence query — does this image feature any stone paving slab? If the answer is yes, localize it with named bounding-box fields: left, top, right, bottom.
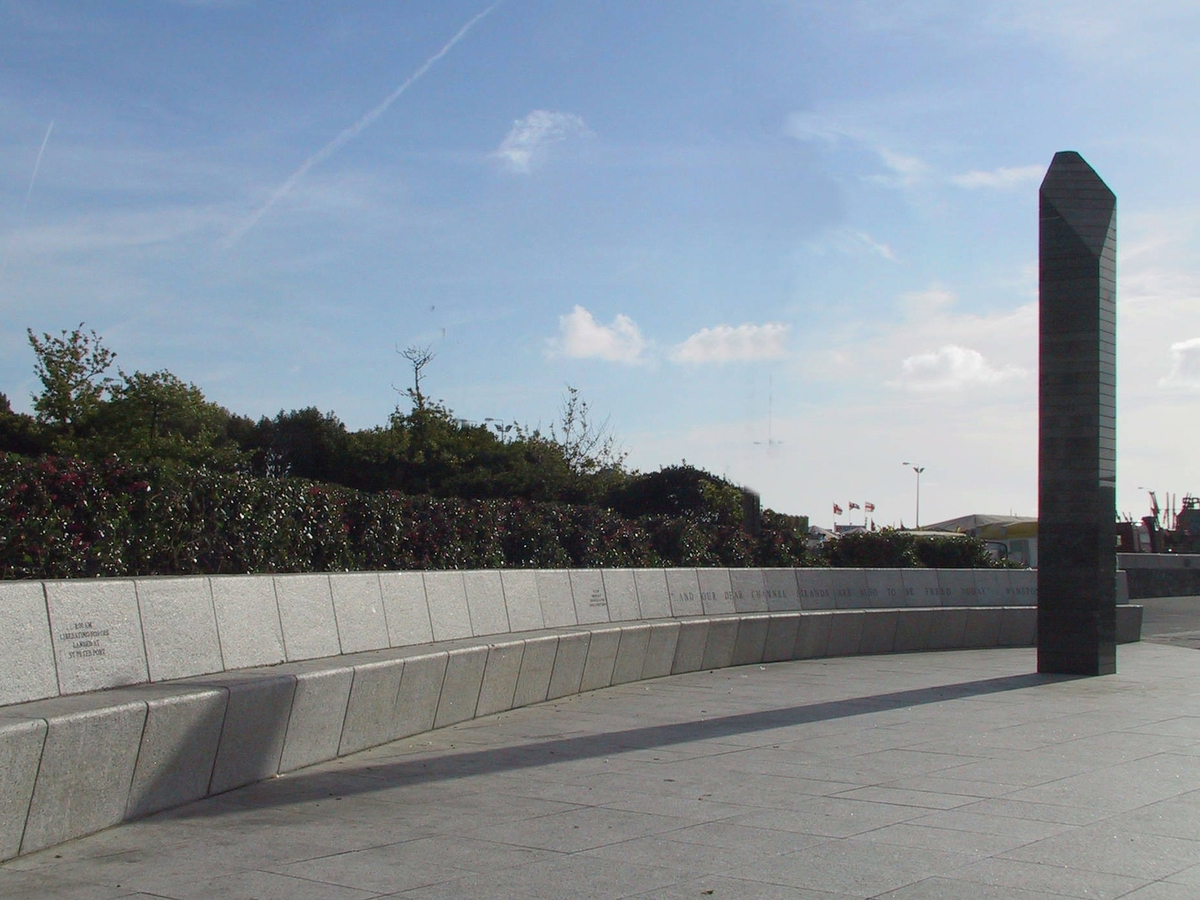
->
left=7, top=643, right=1200, bottom=899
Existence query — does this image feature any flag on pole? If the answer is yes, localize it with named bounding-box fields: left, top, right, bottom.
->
left=832, top=503, right=843, bottom=515
left=864, top=502, right=876, bottom=512
left=848, top=502, right=861, bottom=510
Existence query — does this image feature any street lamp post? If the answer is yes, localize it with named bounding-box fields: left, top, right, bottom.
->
left=902, top=462, right=925, bottom=528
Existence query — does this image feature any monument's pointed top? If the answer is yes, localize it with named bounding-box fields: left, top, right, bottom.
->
left=1040, top=151, right=1115, bottom=257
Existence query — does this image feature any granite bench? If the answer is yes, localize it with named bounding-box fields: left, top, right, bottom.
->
left=0, top=567, right=1142, bottom=860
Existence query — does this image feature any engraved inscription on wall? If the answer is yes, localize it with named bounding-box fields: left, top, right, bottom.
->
left=587, top=587, right=608, bottom=608
left=59, top=620, right=110, bottom=660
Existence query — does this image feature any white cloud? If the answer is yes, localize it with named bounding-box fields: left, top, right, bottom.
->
left=783, top=111, right=859, bottom=144
left=864, top=148, right=936, bottom=190
left=950, top=165, right=1043, bottom=190
left=549, top=305, right=646, bottom=364
left=670, top=323, right=790, bottom=364
left=889, top=344, right=1028, bottom=392
left=494, top=110, right=590, bottom=174
left=854, top=231, right=898, bottom=262
left=899, top=287, right=956, bottom=320
left=1159, top=337, right=1200, bottom=390
left=803, top=228, right=898, bottom=263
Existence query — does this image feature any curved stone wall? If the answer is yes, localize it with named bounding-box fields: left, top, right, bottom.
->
left=0, top=567, right=1073, bottom=706
left=0, top=567, right=1138, bottom=862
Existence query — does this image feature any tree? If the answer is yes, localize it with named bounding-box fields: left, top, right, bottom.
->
left=247, top=407, right=349, bottom=481
left=0, top=392, right=50, bottom=457
left=27, top=324, right=115, bottom=436
left=548, top=385, right=626, bottom=476
left=93, top=370, right=242, bottom=468
left=398, top=344, right=435, bottom=412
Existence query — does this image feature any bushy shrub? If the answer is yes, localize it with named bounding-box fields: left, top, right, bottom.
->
left=0, top=453, right=817, bottom=578
left=822, top=528, right=999, bottom=569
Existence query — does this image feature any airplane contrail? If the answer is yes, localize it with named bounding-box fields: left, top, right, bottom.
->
left=21, top=121, right=54, bottom=222
left=2, top=120, right=54, bottom=285
left=224, top=3, right=501, bottom=248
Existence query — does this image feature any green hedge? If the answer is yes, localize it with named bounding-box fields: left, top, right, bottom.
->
left=821, top=527, right=1001, bottom=569
left=0, top=454, right=1001, bottom=579
left=0, top=454, right=805, bottom=578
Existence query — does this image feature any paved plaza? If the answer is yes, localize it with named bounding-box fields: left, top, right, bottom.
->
left=4, top=602, right=1200, bottom=899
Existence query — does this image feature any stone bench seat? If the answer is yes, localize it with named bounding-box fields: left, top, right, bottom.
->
left=0, top=602, right=1142, bottom=861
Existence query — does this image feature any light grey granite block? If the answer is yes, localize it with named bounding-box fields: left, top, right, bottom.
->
left=794, top=613, right=833, bottom=659
left=633, top=569, right=671, bottom=619
left=1000, top=606, right=1037, bottom=646
left=45, top=580, right=148, bottom=695
left=537, top=570, right=577, bottom=628
left=394, top=652, right=448, bottom=739
left=125, top=685, right=227, bottom=819
left=938, top=569, right=979, bottom=607
left=826, top=610, right=865, bottom=656
left=641, top=622, right=681, bottom=679
left=211, top=575, right=286, bottom=670
left=424, top=571, right=472, bottom=641
left=927, top=608, right=969, bottom=649
left=858, top=610, right=899, bottom=654
left=701, top=618, right=739, bottom=670
left=208, top=674, right=295, bottom=794
left=666, top=569, right=704, bottom=617
left=20, top=695, right=147, bottom=854
left=763, top=569, right=802, bottom=611
left=547, top=632, right=590, bottom=699
left=463, top=570, right=510, bottom=636
left=570, top=569, right=611, bottom=625
left=796, top=568, right=836, bottom=610
left=0, top=715, right=47, bottom=861
left=339, top=658, right=405, bottom=755
left=329, top=573, right=388, bottom=654
left=274, top=574, right=340, bottom=662
left=729, top=569, right=767, bottom=612
left=278, top=664, right=353, bottom=773
left=731, top=615, right=771, bottom=666
left=476, top=640, right=525, bottom=716
left=763, top=614, right=802, bottom=662
left=697, top=569, right=736, bottom=615
left=671, top=619, right=711, bottom=674
left=435, top=646, right=488, bottom=727
left=513, top=636, right=558, bottom=707
left=972, top=569, right=1010, bottom=606
left=893, top=608, right=935, bottom=652
left=831, top=568, right=869, bottom=610
left=579, top=627, right=622, bottom=692
left=501, top=570, right=544, bottom=632
left=602, top=569, right=641, bottom=622
left=901, top=568, right=942, bottom=607
left=964, top=607, right=1004, bottom=648
left=611, top=625, right=651, bottom=685
left=849, top=569, right=886, bottom=609
left=1006, top=569, right=1038, bottom=605
left=0, top=581, right=57, bottom=705
left=135, top=577, right=222, bottom=683
left=379, top=571, right=434, bottom=647
left=865, top=569, right=906, bottom=608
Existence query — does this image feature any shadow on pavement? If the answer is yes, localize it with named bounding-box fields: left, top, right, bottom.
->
left=166, top=670, right=1075, bottom=820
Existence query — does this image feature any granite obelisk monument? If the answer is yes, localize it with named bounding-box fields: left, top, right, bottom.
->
left=1038, top=151, right=1117, bottom=675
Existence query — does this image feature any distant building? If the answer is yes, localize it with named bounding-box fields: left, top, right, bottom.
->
left=921, top=514, right=1038, bottom=567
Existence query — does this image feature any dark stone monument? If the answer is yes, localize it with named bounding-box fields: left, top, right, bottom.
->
left=1038, top=151, right=1117, bottom=675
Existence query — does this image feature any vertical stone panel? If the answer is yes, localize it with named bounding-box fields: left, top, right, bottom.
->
left=0, top=582, right=59, bottom=705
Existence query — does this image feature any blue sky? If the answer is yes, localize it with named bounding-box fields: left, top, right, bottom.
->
left=2, top=1, right=1198, bottom=526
